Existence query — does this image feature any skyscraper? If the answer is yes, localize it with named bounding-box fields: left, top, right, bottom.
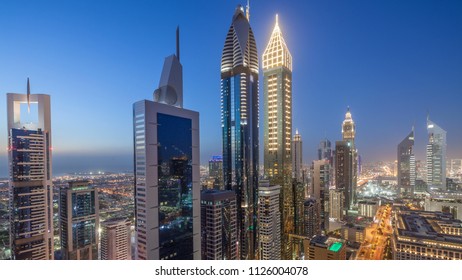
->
left=397, top=129, right=416, bottom=196
left=258, top=181, right=281, bottom=260
left=329, top=189, right=344, bottom=221
left=318, top=138, right=332, bottom=161
left=292, top=130, right=303, bottom=182
left=209, top=156, right=224, bottom=189
left=303, top=198, right=321, bottom=238
left=335, top=140, right=353, bottom=213
left=336, top=107, right=357, bottom=213
left=200, top=190, right=237, bottom=260
left=311, top=159, right=331, bottom=231
left=7, top=81, right=54, bottom=260
left=426, top=117, right=447, bottom=191
left=59, top=180, right=99, bottom=260
left=100, top=218, right=132, bottom=260
left=262, top=14, right=293, bottom=260
left=221, top=4, right=259, bottom=260
left=134, top=28, right=200, bottom=260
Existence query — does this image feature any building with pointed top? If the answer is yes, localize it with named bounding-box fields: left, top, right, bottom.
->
left=426, top=117, right=447, bottom=191
left=262, top=14, right=293, bottom=259
left=336, top=107, right=357, bottom=213
left=397, top=129, right=416, bottom=196
left=221, top=5, right=259, bottom=260
left=133, top=27, right=200, bottom=260
left=7, top=80, right=54, bottom=260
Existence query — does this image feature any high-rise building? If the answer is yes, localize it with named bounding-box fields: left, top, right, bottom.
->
left=329, top=189, right=344, bottom=221
left=311, top=159, right=331, bottom=231
left=426, top=117, right=447, bottom=191
left=7, top=81, right=54, bottom=260
left=335, top=141, right=354, bottom=213
left=221, top=4, right=259, bottom=260
left=200, top=190, right=237, bottom=260
left=318, top=138, right=332, bottom=161
left=293, top=181, right=305, bottom=236
left=292, top=130, right=303, bottom=182
left=59, top=180, right=99, bottom=260
left=450, top=159, right=462, bottom=177
left=397, top=129, right=416, bottom=196
left=209, top=156, right=224, bottom=189
left=134, top=28, right=200, bottom=260
left=258, top=181, right=281, bottom=260
left=262, top=14, right=293, bottom=260
left=100, top=218, right=132, bottom=260
left=338, top=107, right=357, bottom=212
left=303, top=198, right=321, bottom=238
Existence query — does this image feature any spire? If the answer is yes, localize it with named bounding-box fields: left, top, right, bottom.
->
left=27, top=77, right=30, bottom=113
left=176, top=26, right=180, bottom=62
left=276, top=14, right=279, bottom=28
left=262, top=14, right=292, bottom=71
left=296, top=128, right=299, bottom=135
left=246, top=0, right=250, bottom=21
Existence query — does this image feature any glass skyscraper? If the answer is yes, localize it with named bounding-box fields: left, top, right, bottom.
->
left=133, top=28, right=200, bottom=260
left=7, top=84, right=54, bottom=260
left=59, top=180, right=99, bottom=260
left=426, top=117, right=447, bottom=191
left=221, top=5, right=259, bottom=260
left=397, top=129, right=416, bottom=196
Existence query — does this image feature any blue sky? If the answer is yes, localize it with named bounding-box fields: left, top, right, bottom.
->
left=0, top=0, right=461, bottom=176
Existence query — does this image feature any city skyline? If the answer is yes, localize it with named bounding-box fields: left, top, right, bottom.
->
left=1, top=1, right=462, bottom=176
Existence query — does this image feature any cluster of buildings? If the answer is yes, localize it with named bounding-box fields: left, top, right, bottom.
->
left=4, top=3, right=462, bottom=261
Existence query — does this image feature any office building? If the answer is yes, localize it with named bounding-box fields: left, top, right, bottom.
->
left=100, top=218, right=131, bottom=260
left=59, top=180, right=99, bottom=260
left=293, top=181, right=306, bottom=236
left=338, top=107, right=357, bottom=212
left=424, top=196, right=462, bottom=220
left=221, top=4, right=259, bottom=260
left=7, top=81, right=54, bottom=260
left=335, top=140, right=354, bottom=213
left=397, top=129, right=416, bottom=196
left=329, top=189, right=344, bottom=221
left=318, top=138, right=332, bottom=162
left=258, top=181, right=281, bottom=260
left=303, top=198, right=321, bottom=238
left=208, top=156, right=224, bottom=189
left=392, top=209, right=462, bottom=260
left=133, top=28, right=200, bottom=260
left=450, top=159, right=462, bottom=177
left=262, top=14, right=293, bottom=259
left=358, top=200, right=379, bottom=218
left=311, top=159, right=331, bottom=230
left=292, top=130, right=303, bottom=182
left=341, top=224, right=365, bottom=244
left=304, top=235, right=346, bottom=260
left=426, top=117, right=447, bottom=191
left=200, top=190, right=237, bottom=260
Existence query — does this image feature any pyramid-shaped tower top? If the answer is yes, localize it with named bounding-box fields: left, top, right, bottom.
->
left=262, top=14, right=292, bottom=71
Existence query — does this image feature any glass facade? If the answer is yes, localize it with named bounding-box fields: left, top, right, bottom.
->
left=157, top=113, right=194, bottom=260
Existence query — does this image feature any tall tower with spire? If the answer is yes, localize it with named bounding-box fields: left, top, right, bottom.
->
left=7, top=80, right=54, bottom=259
left=221, top=5, right=259, bottom=260
left=336, top=107, right=357, bottom=214
left=133, top=27, right=200, bottom=260
left=263, top=14, right=293, bottom=259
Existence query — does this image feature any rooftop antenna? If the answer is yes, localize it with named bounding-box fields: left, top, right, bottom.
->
left=176, top=26, right=180, bottom=62
left=27, top=77, right=30, bottom=113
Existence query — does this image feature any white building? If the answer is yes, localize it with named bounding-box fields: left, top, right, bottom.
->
left=101, top=218, right=131, bottom=260
left=7, top=81, right=54, bottom=260
left=258, top=181, right=281, bottom=260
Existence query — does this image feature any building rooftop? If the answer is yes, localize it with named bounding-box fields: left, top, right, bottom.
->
left=395, top=209, right=462, bottom=244
left=310, top=235, right=345, bottom=251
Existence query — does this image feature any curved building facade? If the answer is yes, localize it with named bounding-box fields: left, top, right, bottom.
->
left=221, top=5, right=259, bottom=260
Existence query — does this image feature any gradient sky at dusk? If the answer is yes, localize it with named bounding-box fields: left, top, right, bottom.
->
left=1, top=0, right=461, bottom=176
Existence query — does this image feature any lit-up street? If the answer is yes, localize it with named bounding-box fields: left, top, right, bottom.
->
left=356, top=205, right=392, bottom=260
